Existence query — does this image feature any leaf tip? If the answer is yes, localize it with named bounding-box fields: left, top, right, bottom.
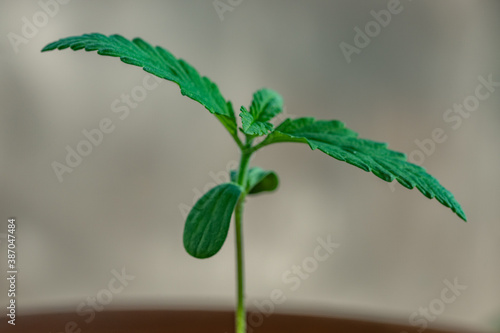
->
left=41, top=43, right=57, bottom=52
left=456, top=209, right=467, bottom=222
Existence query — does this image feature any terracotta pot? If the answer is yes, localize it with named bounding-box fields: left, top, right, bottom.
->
left=0, top=309, right=474, bottom=333
left=0, top=310, right=472, bottom=333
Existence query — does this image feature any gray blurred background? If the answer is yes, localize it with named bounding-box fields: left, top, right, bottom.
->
left=1, top=1, right=499, bottom=332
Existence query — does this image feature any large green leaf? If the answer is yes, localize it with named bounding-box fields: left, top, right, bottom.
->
left=183, top=183, right=243, bottom=259
left=260, top=117, right=467, bottom=221
left=42, top=33, right=237, bottom=136
left=239, top=89, right=284, bottom=136
left=230, top=167, right=279, bottom=194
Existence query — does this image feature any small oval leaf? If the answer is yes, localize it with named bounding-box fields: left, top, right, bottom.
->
left=230, top=167, right=279, bottom=195
left=247, top=167, right=279, bottom=194
left=183, top=183, right=243, bottom=259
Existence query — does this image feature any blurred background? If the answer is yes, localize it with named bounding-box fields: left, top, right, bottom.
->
left=0, top=1, right=499, bottom=332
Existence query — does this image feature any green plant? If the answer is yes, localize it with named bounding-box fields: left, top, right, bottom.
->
left=42, top=33, right=466, bottom=333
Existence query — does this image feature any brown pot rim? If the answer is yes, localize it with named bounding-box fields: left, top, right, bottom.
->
left=0, top=309, right=481, bottom=333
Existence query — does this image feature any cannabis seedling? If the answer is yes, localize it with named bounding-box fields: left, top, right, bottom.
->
left=42, top=33, right=466, bottom=333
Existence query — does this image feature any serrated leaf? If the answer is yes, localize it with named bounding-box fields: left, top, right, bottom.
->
left=230, top=167, right=279, bottom=194
left=261, top=117, right=466, bottom=221
left=239, top=89, right=283, bottom=136
left=183, top=183, right=243, bottom=259
left=42, top=33, right=237, bottom=136
left=249, top=88, right=283, bottom=122
left=240, top=106, right=274, bottom=136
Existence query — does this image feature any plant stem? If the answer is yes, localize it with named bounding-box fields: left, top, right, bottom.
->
left=234, top=198, right=246, bottom=333
left=234, top=142, right=253, bottom=333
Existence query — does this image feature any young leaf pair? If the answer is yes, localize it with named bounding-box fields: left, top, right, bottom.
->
left=42, top=33, right=467, bottom=261
left=184, top=166, right=278, bottom=259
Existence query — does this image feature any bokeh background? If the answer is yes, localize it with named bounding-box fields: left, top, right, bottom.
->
left=1, top=1, right=499, bottom=332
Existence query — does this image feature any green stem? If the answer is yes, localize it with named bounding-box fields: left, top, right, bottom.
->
left=215, top=115, right=244, bottom=150
left=234, top=141, right=253, bottom=333
left=230, top=131, right=244, bottom=151
left=248, top=139, right=268, bottom=154
left=234, top=198, right=246, bottom=333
